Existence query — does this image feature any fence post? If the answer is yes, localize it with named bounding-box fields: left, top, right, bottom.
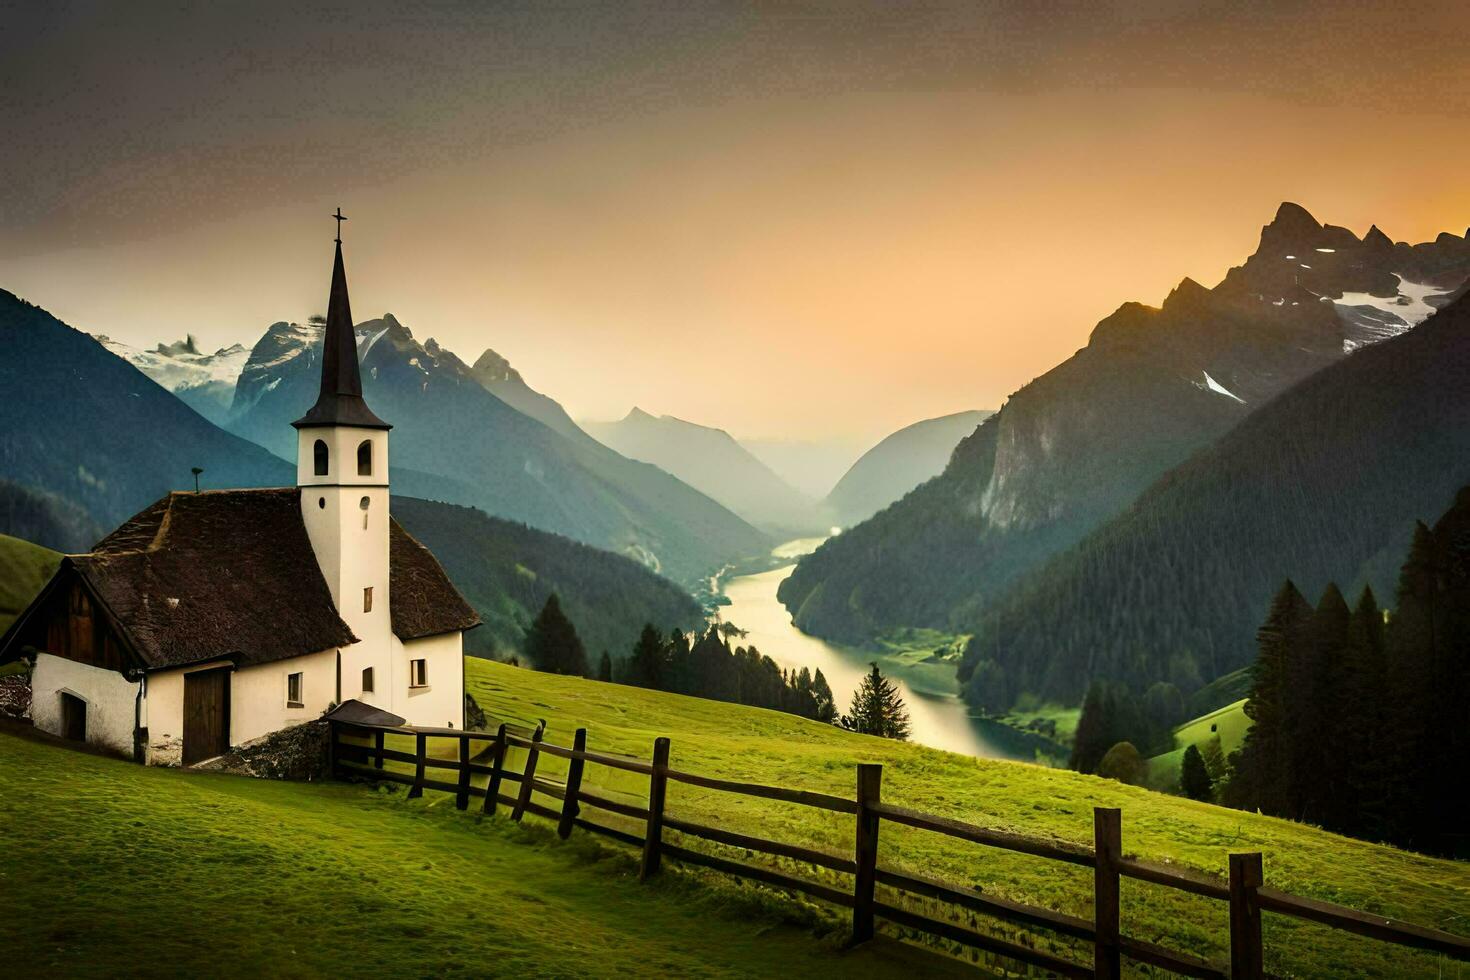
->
left=557, top=728, right=588, bottom=839
left=1229, top=853, right=1264, bottom=980
left=640, top=736, right=671, bottom=880
left=1093, top=807, right=1122, bottom=979
left=483, top=723, right=508, bottom=815
left=373, top=729, right=385, bottom=770
left=512, top=725, right=544, bottom=822
left=407, top=731, right=428, bottom=799
left=851, top=763, right=883, bottom=945
left=455, top=734, right=471, bottom=811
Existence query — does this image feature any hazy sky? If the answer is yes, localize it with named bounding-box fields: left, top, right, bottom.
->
left=4, top=1, right=1470, bottom=443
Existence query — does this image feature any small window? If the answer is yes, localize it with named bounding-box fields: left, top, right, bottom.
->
left=318, top=496, right=326, bottom=510
left=286, top=671, right=304, bottom=708
left=360, top=495, right=371, bottom=529
left=357, top=439, right=373, bottom=476
left=363, top=586, right=373, bottom=613
left=361, top=666, right=374, bottom=693
left=313, top=440, right=329, bottom=476
left=410, top=659, right=428, bottom=688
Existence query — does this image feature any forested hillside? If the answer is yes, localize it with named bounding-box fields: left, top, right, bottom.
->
left=392, top=496, right=703, bottom=661
left=960, top=289, right=1470, bottom=708
left=1226, top=485, right=1470, bottom=856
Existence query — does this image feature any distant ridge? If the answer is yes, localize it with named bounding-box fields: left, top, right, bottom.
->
left=585, top=408, right=821, bottom=533
left=825, top=410, right=992, bottom=527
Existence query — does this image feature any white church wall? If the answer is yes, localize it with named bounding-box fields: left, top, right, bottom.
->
left=391, top=631, right=464, bottom=729
left=31, top=653, right=139, bottom=758
left=230, top=648, right=340, bottom=746
left=143, top=649, right=339, bottom=765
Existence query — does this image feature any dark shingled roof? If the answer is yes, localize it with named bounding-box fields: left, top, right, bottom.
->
left=389, top=519, right=480, bottom=641
left=64, top=488, right=476, bottom=671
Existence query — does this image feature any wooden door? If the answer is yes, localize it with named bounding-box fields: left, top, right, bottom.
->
left=183, top=668, right=230, bottom=764
left=60, top=692, right=86, bottom=742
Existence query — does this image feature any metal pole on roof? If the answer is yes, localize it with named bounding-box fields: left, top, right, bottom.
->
left=191, top=467, right=203, bottom=493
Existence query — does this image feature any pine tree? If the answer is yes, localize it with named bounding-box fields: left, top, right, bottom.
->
left=1180, top=743, right=1213, bottom=801
left=1199, top=735, right=1229, bottom=790
left=1234, top=580, right=1312, bottom=816
left=1340, top=586, right=1387, bottom=838
left=1293, top=584, right=1349, bottom=825
left=597, top=650, right=613, bottom=682
left=840, top=663, right=911, bottom=740
left=523, top=593, right=589, bottom=677
left=1384, top=522, right=1438, bottom=847
left=624, top=623, right=665, bottom=689
left=811, top=668, right=836, bottom=723
left=1070, top=682, right=1112, bottom=774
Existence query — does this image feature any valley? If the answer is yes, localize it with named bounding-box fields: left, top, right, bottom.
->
left=717, top=539, right=1063, bottom=762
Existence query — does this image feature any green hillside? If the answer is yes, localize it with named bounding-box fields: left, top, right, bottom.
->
left=0, top=728, right=962, bottom=978
left=0, top=533, right=59, bottom=635
left=461, top=661, right=1466, bottom=978
left=1146, top=699, right=1250, bottom=792
left=392, top=496, right=704, bottom=661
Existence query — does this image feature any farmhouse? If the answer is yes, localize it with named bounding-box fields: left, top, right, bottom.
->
left=0, top=230, right=479, bottom=764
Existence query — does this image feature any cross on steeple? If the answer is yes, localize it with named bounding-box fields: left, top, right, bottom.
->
left=333, top=207, right=347, bottom=244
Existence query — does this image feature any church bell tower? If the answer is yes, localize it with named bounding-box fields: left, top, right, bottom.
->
left=293, top=210, right=393, bottom=700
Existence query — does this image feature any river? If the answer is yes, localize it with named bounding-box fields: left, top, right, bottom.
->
left=717, top=541, right=1059, bottom=763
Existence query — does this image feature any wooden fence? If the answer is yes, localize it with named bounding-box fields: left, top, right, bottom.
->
left=328, top=719, right=1470, bottom=979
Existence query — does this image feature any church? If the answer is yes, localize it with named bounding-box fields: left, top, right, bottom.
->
left=0, top=225, right=480, bottom=765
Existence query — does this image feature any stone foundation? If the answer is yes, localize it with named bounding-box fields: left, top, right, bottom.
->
left=191, top=719, right=331, bottom=780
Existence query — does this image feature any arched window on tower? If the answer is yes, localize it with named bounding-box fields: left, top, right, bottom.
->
left=357, top=439, right=373, bottom=477
left=313, top=439, right=329, bottom=476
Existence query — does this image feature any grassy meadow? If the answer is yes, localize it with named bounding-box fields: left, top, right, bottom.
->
left=0, top=726, right=966, bottom=979
left=459, top=660, right=1468, bottom=979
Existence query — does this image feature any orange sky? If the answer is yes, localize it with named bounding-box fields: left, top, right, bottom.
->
left=4, top=3, right=1469, bottom=443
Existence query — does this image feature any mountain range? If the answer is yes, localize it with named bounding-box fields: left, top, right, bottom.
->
left=780, top=204, right=1470, bottom=647
left=961, top=284, right=1470, bottom=707
left=220, top=313, right=768, bottom=585
left=0, top=289, right=716, bottom=658
left=584, top=408, right=820, bottom=533
left=0, top=289, right=294, bottom=541
left=95, top=334, right=250, bottom=425
left=824, top=410, right=992, bottom=528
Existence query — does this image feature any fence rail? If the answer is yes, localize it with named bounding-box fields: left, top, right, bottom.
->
left=328, top=719, right=1470, bottom=978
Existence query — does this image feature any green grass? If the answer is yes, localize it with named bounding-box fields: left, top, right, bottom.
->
left=996, top=703, right=1082, bottom=744
left=0, top=727, right=968, bottom=979
left=1146, top=699, right=1251, bottom=793
left=0, top=533, right=59, bottom=636
left=464, top=661, right=1470, bottom=978
left=870, top=628, right=969, bottom=666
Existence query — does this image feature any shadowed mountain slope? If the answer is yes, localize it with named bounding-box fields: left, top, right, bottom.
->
left=780, top=205, right=1470, bottom=645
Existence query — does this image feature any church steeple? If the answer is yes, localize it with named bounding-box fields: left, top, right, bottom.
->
left=292, top=217, right=390, bottom=431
